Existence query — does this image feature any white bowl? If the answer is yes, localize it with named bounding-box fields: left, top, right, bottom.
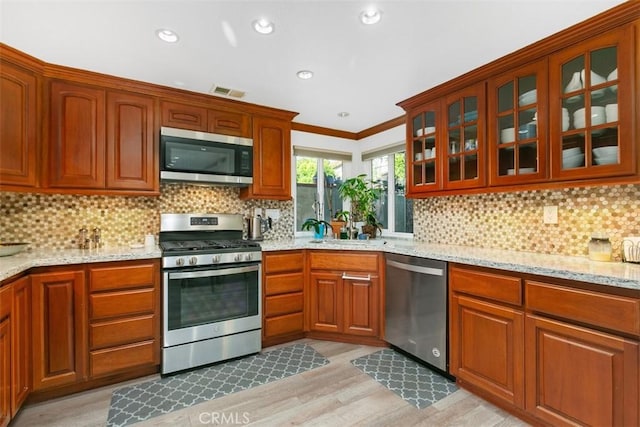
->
left=582, top=69, right=606, bottom=86
left=573, top=118, right=585, bottom=129
left=518, top=89, right=537, bottom=106
left=500, top=127, right=515, bottom=143
left=562, top=117, right=570, bottom=132
left=605, top=104, right=618, bottom=122
left=562, top=153, right=585, bottom=168
left=573, top=107, right=585, bottom=121
left=608, top=68, right=618, bottom=81
left=592, top=146, right=618, bottom=158
left=519, top=168, right=535, bottom=174
left=563, top=147, right=582, bottom=158
left=591, top=106, right=606, bottom=125
left=594, top=156, right=617, bottom=165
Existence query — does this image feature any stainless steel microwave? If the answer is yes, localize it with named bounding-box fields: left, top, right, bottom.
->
left=160, top=127, right=253, bottom=186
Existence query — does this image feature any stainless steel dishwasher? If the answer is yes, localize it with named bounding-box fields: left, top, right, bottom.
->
left=385, top=253, right=448, bottom=373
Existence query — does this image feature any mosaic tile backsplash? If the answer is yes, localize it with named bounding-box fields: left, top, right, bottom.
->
left=1, top=183, right=638, bottom=260
left=413, top=184, right=640, bottom=261
left=0, top=183, right=294, bottom=250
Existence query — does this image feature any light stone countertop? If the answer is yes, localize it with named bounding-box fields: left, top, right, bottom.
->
left=0, top=246, right=162, bottom=282
left=261, top=237, right=640, bottom=292
left=2, top=239, right=639, bottom=292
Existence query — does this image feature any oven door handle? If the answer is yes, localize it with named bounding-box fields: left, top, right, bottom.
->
left=168, top=264, right=260, bottom=280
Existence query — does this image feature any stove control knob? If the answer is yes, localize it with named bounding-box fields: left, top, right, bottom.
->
left=189, top=256, right=198, bottom=265
left=244, top=253, right=253, bottom=261
left=234, top=254, right=242, bottom=262
left=211, top=255, right=221, bottom=263
left=175, top=258, right=185, bottom=267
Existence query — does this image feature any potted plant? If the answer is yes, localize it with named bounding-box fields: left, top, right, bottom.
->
left=362, top=212, right=383, bottom=239
left=330, top=210, right=349, bottom=238
left=301, top=218, right=332, bottom=240
left=338, top=174, right=382, bottom=238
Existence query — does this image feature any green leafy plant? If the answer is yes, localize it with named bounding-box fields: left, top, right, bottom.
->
left=301, top=218, right=332, bottom=236
left=337, top=174, right=381, bottom=223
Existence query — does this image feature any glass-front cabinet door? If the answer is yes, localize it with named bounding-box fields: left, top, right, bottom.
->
left=444, top=82, right=485, bottom=190
left=488, top=60, right=548, bottom=185
left=407, top=100, right=442, bottom=193
left=549, top=26, right=634, bottom=179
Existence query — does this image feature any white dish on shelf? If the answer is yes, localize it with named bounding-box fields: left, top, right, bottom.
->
left=500, top=127, right=515, bottom=143
left=593, top=146, right=618, bottom=158
left=562, top=153, right=585, bottom=169
left=518, top=89, right=537, bottom=106
left=605, top=104, right=618, bottom=122
left=562, top=147, right=582, bottom=158
left=506, top=168, right=535, bottom=176
left=564, top=71, right=582, bottom=93
left=608, top=68, right=618, bottom=81
left=415, top=126, right=436, bottom=137
left=594, top=156, right=618, bottom=165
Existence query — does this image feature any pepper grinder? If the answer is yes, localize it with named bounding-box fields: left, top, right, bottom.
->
left=78, top=227, right=89, bottom=249
left=91, top=228, right=102, bottom=249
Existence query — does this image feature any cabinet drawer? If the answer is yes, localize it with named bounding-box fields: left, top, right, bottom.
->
left=0, top=285, right=11, bottom=319
left=89, top=263, right=155, bottom=292
left=90, top=340, right=157, bottom=378
left=90, top=314, right=155, bottom=349
left=90, top=288, right=155, bottom=320
left=263, top=251, right=304, bottom=274
left=450, top=265, right=522, bottom=306
left=264, top=272, right=303, bottom=296
left=309, top=252, right=378, bottom=272
left=526, top=281, right=640, bottom=336
left=265, top=293, right=303, bottom=317
left=264, top=312, right=304, bottom=337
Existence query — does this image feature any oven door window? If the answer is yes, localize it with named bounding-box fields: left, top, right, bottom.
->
left=166, top=265, right=259, bottom=331
left=164, top=139, right=235, bottom=175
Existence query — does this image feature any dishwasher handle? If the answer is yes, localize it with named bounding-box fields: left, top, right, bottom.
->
left=341, top=273, right=371, bottom=281
left=386, top=259, right=444, bottom=276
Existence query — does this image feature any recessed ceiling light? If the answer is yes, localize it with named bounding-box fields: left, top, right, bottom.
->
left=360, top=8, right=381, bottom=25
left=296, top=70, right=314, bottom=80
left=156, top=28, right=179, bottom=43
left=337, top=112, right=350, bottom=118
left=253, top=18, right=275, bottom=35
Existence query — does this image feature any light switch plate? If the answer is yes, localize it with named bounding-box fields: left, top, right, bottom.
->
left=543, top=205, right=558, bottom=224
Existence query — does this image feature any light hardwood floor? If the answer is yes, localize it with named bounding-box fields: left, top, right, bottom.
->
left=12, top=339, right=530, bottom=426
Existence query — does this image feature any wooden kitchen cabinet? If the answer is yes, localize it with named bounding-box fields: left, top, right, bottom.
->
left=0, top=56, right=39, bottom=190
left=106, top=91, right=157, bottom=191
left=307, top=251, right=382, bottom=344
left=87, top=260, right=160, bottom=378
left=30, top=269, right=87, bottom=391
left=160, top=100, right=251, bottom=137
left=525, top=280, right=639, bottom=426
left=240, top=116, right=292, bottom=200
left=549, top=25, right=635, bottom=181
left=407, top=100, right=443, bottom=194
left=0, top=285, right=11, bottom=427
left=10, top=276, right=30, bottom=416
left=449, top=265, right=525, bottom=409
left=48, top=80, right=106, bottom=189
left=488, top=59, right=548, bottom=185
left=262, top=251, right=305, bottom=346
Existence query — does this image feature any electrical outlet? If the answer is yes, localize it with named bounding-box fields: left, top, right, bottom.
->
left=543, top=205, right=558, bottom=224
left=265, top=208, right=280, bottom=221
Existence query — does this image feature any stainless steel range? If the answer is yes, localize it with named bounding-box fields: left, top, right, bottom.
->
left=160, top=213, right=262, bottom=374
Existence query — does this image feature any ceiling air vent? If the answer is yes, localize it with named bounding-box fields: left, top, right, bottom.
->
left=209, top=84, right=245, bottom=98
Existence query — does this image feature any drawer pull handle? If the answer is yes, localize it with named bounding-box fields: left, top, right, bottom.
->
left=341, top=273, right=371, bottom=281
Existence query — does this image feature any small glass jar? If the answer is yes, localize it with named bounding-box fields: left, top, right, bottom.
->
left=588, top=232, right=612, bottom=262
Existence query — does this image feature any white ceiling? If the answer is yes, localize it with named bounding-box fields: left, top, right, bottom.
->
left=0, top=0, right=627, bottom=133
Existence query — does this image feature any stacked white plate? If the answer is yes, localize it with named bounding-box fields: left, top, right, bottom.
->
left=562, top=108, right=570, bottom=131
left=573, top=106, right=605, bottom=129
left=518, top=89, right=537, bottom=106
left=500, top=127, right=515, bottom=143
left=605, top=104, right=618, bottom=122
left=562, top=147, right=584, bottom=168
left=592, top=146, right=618, bottom=165
left=608, top=68, right=618, bottom=93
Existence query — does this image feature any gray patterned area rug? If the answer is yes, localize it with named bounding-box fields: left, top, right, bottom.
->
left=351, top=348, right=458, bottom=409
left=107, top=343, right=328, bottom=427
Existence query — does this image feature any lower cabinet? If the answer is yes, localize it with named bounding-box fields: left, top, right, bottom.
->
left=31, top=269, right=87, bottom=391
left=307, top=251, right=382, bottom=343
left=0, top=285, right=11, bottom=427
left=29, top=259, right=161, bottom=396
left=262, top=251, right=305, bottom=346
left=450, top=263, right=640, bottom=426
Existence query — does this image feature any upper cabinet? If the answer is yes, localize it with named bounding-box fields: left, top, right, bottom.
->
left=444, top=82, right=486, bottom=190
left=0, top=56, right=39, bottom=190
left=400, top=5, right=639, bottom=198
left=549, top=26, right=634, bottom=180
left=160, top=100, right=251, bottom=137
left=488, top=59, right=548, bottom=185
left=240, top=116, right=292, bottom=200
left=47, top=80, right=158, bottom=194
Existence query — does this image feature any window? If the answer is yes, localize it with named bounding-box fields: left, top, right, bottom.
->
left=365, top=147, right=413, bottom=234
left=294, top=148, right=350, bottom=234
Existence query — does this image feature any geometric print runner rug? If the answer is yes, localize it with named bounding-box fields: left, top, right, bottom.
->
left=107, top=343, right=329, bottom=426
left=351, top=348, right=458, bottom=410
